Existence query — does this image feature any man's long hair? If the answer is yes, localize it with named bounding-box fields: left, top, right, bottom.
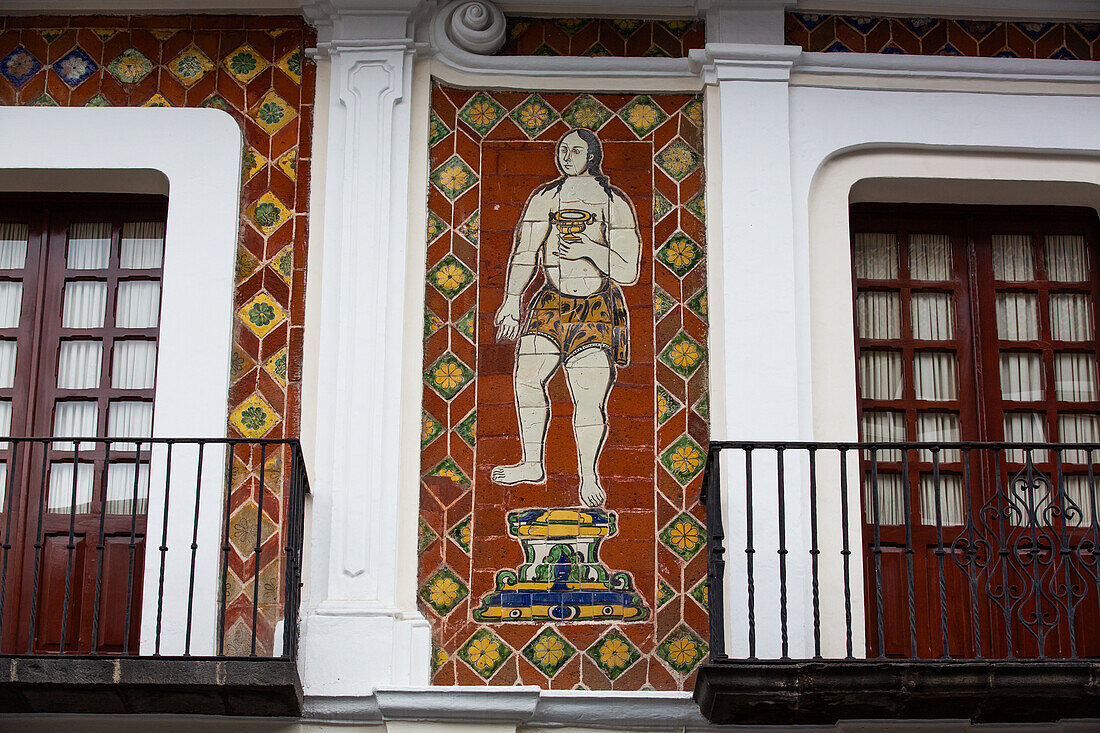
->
left=540, top=128, right=615, bottom=200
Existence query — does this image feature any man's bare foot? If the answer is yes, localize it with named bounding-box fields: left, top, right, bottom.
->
left=579, top=475, right=605, bottom=507
left=491, top=462, right=545, bottom=486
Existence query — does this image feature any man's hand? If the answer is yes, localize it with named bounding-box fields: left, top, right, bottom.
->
left=495, top=298, right=521, bottom=341
left=555, top=231, right=604, bottom=265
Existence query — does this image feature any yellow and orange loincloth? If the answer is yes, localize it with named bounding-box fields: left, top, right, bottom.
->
left=521, top=279, right=630, bottom=367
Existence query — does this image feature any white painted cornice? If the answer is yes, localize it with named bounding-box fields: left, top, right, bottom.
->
left=691, top=42, right=802, bottom=82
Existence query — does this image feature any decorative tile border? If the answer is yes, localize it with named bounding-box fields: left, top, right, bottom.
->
left=786, top=12, right=1100, bottom=59
left=419, top=84, right=709, bottom=690
left=0, top=15, right=316, bottom=655
left=498, top=17, right=704, bottom=58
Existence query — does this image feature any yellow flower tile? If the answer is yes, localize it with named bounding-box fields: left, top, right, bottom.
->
left=167, top=45, right=214, bottom=86
left=229, top=393, right=281, bottom=439
left=275, top=48, right=302, bottom=84
left=275, top=147, right=297, bottom=181
left=245, top=191, right=291, bottom=236
left=243, top=145, right=267, bottom=181
left=249, top=90, right=298, bottom=135
left=272, top=243, right=293, bottom=285
left=237, top=292, right=287, bottom=338
left=263, top=346, right=288, bottom=387
left=141, top=93, right=173, bottom=108
left=223, top=43, right=269, bottom=84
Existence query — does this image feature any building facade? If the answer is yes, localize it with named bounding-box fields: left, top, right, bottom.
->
left=2, top=0, right=1100, bottom=730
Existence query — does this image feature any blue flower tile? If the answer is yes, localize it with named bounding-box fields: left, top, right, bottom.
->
left=1, top=46, right=42, bottom=88
left=53, top=47, right=99, bottom=87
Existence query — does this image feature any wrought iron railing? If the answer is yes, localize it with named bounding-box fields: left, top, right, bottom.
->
left=0, top=438, right=308, bottom=660
left=702, top=441, right=1100, bottom=663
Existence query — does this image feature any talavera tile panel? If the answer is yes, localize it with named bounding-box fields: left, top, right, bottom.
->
left=786, top=12, right=1100, bottom=59
left=0, top=15, right=316, bottom=655
left=419, top=84, right=709, bottom=690
left=497, top=17, right=704, bottom=58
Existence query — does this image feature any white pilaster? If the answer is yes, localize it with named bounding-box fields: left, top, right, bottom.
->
left=299, top=0, right=430, bottom=695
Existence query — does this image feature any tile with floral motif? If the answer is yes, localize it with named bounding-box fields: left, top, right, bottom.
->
left=656, top=140, right=701, bottom=182
left=522, top=627, right=575, bottom=677
left=656, top=624, right=708, bottom=675
left=454, top=410, right=476, bottom=447
left=656, top=232, right=701, bottom=278
left=659, top=332, right=705, bottom=378
left=448, top=514, right=471, bottom=554
left=421, top=410, right=444, bottom=448
left=586, top=629, right=641, bottom=680
left=659, top=509, right=705, bottom=560
left=420, top=566, right=468, bottom=616
left=458, top=93, right=507, bottom=136
left=562, top=94, right=612, bottom=131
left=618, top=95, right=669, bottom=138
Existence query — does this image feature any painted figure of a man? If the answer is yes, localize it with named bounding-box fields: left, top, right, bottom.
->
left=492, top=129, right=642, bottom=507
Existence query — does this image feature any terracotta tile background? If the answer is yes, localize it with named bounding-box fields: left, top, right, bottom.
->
left=420, top=84, right=710, bottom=690
left=0, top=15, right=316, bottom=655
left=787, top=12, right=1100, bottom=59
left=498, top=17, right=704, bottom=58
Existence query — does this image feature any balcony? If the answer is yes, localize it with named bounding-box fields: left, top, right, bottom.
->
left=0, top=437, right=308, bottom=716
left=694, top=441, right=1100, bottom=725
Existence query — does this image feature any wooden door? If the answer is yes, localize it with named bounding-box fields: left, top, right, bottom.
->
left=0, top=197, right=165, bottom=654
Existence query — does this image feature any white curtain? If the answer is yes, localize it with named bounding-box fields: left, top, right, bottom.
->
left=909, top=234, right=952, bottom=280
left=111, top=340, right=157, bottom=389
left=0, top=400, right=11, bottom=451
left=919, top=473, right=965, bottom=526
left=115, top=281, right=160, bottom=329
left=859, top=350, right=903, bottom=400
left=0, top=282, right=23, bottom=328
left=0, top=341, right=16, bottom=389
left=856, top=291, right=900, bottom=339
left=861, top=410, right=904, bottom=461
left=1003, top=411, right=1047, bottom=463
left=911, top=293, right=955, bottom=340
left=107, top=400, right=153, bottom=452
left=0, top=223, right=28, bottom=269
left=853, top=233, right=898, bottom=279
left=916, top=411, right=961, bottom=462
left=1054, top=353, right=1097, bottom=402
left=863, top=473, right=906, bottom=525
left=105, top=461, right=149, bottom=515
left=67, top=223, right=111, bottom=269
left=1063, top=475, right=1098, bottom=528
left=1058, top=413, right=1098, bottom=464
left=999, top=352, right=1044, bottom=401
left=914, top=352, right=957, bottom=401
left=996, top=293, right=1039, bottom=340
left=120, top=222, right=164, bottom=269
left=57, top=340, right=102, bottom=389
left=53, top=400, right=98, bottom=451
left=47, top=462, right=94, bottom=514
left=992, top=234, right=1035, bottom=281
left=0, top=463, right=8, bottom=512
left=1050, top=294, right=1093, bottom=342
left=1045, top=235, right=1089, bottom=282
left=62, top=281, right=107, bottom=328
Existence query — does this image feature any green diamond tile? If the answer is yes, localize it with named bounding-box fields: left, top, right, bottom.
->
left=656, top=139, right=701, bottom=182
left=425, top=352, right=474, bottom=400
left=583, top=42, right=612, bottom=57
left=107, top=48, right=153, bottom=85
left=425, top=456, right=470, bottom=486
left=419, top=566, right=468, bottom=616
left=40, top=29, right=65, bottom=43
left=424, top=309, right=443, bottom=339
left=689, top=578, right=709, bottom=610
left=685, top=190, right=705, bottom=221
left=653, top=191, right=673, bottom=222
left=426, top=210, right=448, bottom=245
left=84, top=93, right=111, bottom=107
left=562, top=94, right=612, bottom=131
left=455, top=410, right=476, bottom=447
left=659, top=331, right=706, bottom=377
left=661, top=19, right=696, bottom=37
left=455, top=308, right=476, bottom=341
left=586, top=629, right=641, bottom=681
left=656, top=232, right=702, bottom=278
left=430, top=154, right=478, bottom=201
left=618, top=95, right=669, bottom=138
left=661, top=435, right=707, bottom=488
left=654, top=285, right=676, bottom=321
left=458, top=92, right=507, bottom=136
left=428, top=109, right=451, bottom=146
left=27, top=93, right=57, bottom=106
left=644, top=45, right=672, bottom=58
left=417, top=517, right=438, bottom=553
left=656, top=624, right=708, bottom=675
left=610, top=19, right=645, bottom=36
left=656, top=385, right=683, bottom=426
left=427, top=253, right=474, bottom=299
left=456, top=211, right=479, bottom=246
left=449, top=514, right=471, bottom=554
left=522, top=627, right=575, bottom=677
left=201, top=94, right=233, bottom=112
left=554, top=18, right=588, bottom=35
left=510, top=93, right=560, bottom=139
left=421, top=409, right=443, bottom=448
left=508, top=20, right=532, bottom=39
left=532, top=43, right=559, bottom=56
left=659, top=509, right=706, bottom=560
left=656, top=579, right=676, bottom=608
left=458, top=628, right=512, bottom=679
left=682, top=98, right=704, bottom=128
left=693, top=391, right=710, bottom=421
left=687, top=287, right=708, bottom=321
left=432, top=644, right=448, bottom=674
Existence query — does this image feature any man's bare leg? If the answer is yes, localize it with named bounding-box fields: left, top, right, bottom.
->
left=564, top=347, right=614, bottom=507
left=491, top=334, right=560, bottom=485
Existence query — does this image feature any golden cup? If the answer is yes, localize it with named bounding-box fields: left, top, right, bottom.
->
left=550, top=209, right=595, bottom=243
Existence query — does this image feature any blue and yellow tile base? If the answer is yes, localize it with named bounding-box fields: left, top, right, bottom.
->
left=474, top=508, right=650, bottom=623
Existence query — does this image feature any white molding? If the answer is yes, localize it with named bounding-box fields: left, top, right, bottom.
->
left=794, top=0, right=1100, bottom=21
